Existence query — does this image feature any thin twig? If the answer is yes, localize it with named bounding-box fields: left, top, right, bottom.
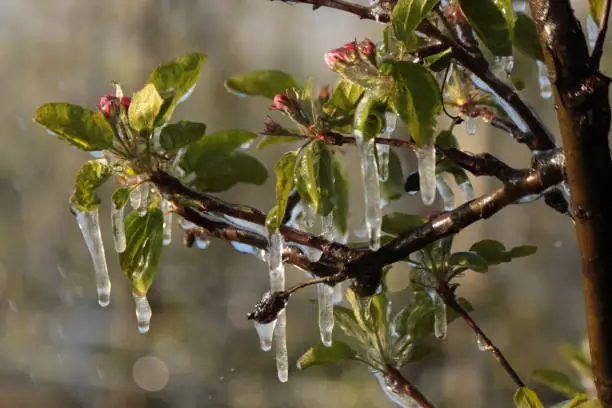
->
left=591, top=0, right=612, bottom=67
left=385, top=365, right=437, bottom=408
left=438, top=284, right=525, bottom=388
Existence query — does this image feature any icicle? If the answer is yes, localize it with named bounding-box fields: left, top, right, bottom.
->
left=132, top=292, right=152, bottom=334
left=493, top=56, right=514, bottom=78
left=129, top=182, right=142, bottom=210
left=427, top=289, right=447, bottom=339
left=359, top=295, right=374, bottom=321
left=275, top=310, right=289, bottom=382
left=333, top=281, right=346, bottom=304
left=111, top=203, right=126, bottom=253
left=161, top=199, right=173, bottom=246
left=74, top=208, right=111, bottom=307
left=465, top=117, right=477, bottom=135
left=587, top=13, right=599, bottom=50
left=414, top=139, right=437, bottom=206
left=377, top=113, right=398, bottom=182
left=354, top=93, right=383, bottom=251
left=254, top=320, right=277, bottom=352
left=318, top=284, right=334, bottom=347
left=138, top=183, right=150, bottom=215
left=435, top=175, right=455, bottom=211
left=536, top=61, right=552, bottom=99
left=458, top=180, right=475, bottom=202
left=372, top=369, right=421, bottom=408
left=512, top=1, right=527, bottom=13
left=477, top=335, right=487, bottom=351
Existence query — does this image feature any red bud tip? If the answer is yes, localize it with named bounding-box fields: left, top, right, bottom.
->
left=120, top=96, right=131, bottom=109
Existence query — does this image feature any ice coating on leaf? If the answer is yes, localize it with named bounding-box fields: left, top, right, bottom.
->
left=129, top=183, right=142, bottom=210
left=74, top=208, right=111, bottom=307
left=415, top=139, right=437, bottom=206
left=427, top=289, right=447, bottom=339
left=459, top=180, right=475, bottom=202
left=465, top=117, right=477, bottom=135
left=132, top=292, right=152, bottom=334
left=111, top=204, right=126, bottom=253
left=436, top=175, right=455, bottom=211
left=254, top=320, right=277, bottom=352
left=372, top=370, right=420, bottom=408
left=275, top=310, right=289, bottom=382
left=536, top=61, right=552, bottom=99
left=161, top=199, right=173, bottom=246
left=318, top=284, right=335, bottom=347
left=377, top=112, right=398, bottom=182
left=587, top=13, right=599, bottom=50
left=493, top=56, right=514, bottom=78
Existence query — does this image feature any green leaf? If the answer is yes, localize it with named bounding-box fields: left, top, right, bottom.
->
left=458, top=0, right=515, bottom=56
left=513, top=13, right=544, bottom=61
left=390, top=61, right=442, bottom=146
left=579, top=400, right=603, bottom=408
left=257, top=135, right=301, bottom=150
left=333, top=305, right=370, bottom=345
left=34, top=103, right=114, bottom=151
left=424, top=47, right=453, bottom=72
left=436, top=130, right=459, bottom=149
left=559, top=344, right=593, bottom=380
left=448, top=251, right=489, bottom=273
left=296, top=341, right=357, bottom=370
left=225, top=70, right=301, bottom=99
left=295, top=141, right=335, bottom=216
left=119, top=208, right=164, bottom=295
left=112, top=188, right=130, bottom=210
left=70, top=160, right=113, bottom=212
left=268, top=151, right=298, bottom=231
left=326, top=79, right=364, bottom=114
left=513, top=387, right=544, bottom=408
left=469, top=239, right=537, bottom=265
left=380, top=149, right=405, bottom=201
left=181, top=129, right=259, bottom=174
left=128, top=84, right=164, bottom=132
left=354, top=94, right=383, bottom=142
left=187, top=151, right=268, bottom=192
left=382, top=213, right=426, bottom=236
left=532, top=369, right=586, bottom=397
left=391, top=0, right=439, bottom=45
left=332, top=156, right=349, bottom=236
left=159, top=120, right=206, bottom=153
left=148, top=52, right=206, bottom=103
left=590, top=0, right=605, bottom=22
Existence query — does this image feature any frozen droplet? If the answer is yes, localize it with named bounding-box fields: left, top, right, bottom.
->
left=354, top=94, right=383, bottom=250
left=74, top=208, right=111, bottom=307
left=177, top=85, right=196, bottom=104
left=493, top=55, right=514, bottom=78
left=458, top=180, right=475, bottom=202
left=436, top=175, right=455, bottom=211
left=466, top=116, right=477, bottom=135
left=426, top=289, right=447, bottom=339
left=195, top=236, right=211, bottom=249
left=275, top=310, right=289, bottom=383
left=132, top=292, right=152, bottom=334
left=111, top=203, right=126, bottom=253
left=254, top=320, right=277, bottom=352
left=587, top=13, right=599, bottom=50
left=318, top=284, right=334, bottom=347
left=230, top=242, right=267, bottom=261
left=415, top=139, right=437, bottom=206
left=377, top=112, right=398, bottom=182
left=477, top=335, right=487, bottom=351
left=161, top=199, right=173, bottom=246
left=333, top=281, right=346, bottom=304
left=537, top=61, right=552, bottom=99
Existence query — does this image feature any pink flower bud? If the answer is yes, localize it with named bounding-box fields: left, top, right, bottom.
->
left=324, top=41, right=359, bottom=70
left=358, top=39, right=375, bottom=58
left=120, top=96, right=131, bottom=109
left=269, top=94, right=294, bottom=112
left=98, top=94, right=116, bottom=118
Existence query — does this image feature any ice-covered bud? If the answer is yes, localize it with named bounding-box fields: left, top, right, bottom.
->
left=98, top=94, right=117, bottom=118
left=269, top=94, right=297, bottom=113
left=358, top=38, right=376, bottom=59
left=324, top=41, right=359, bottom=70
left=247, top=291, right=289, bottom=324
left=120, top=96, right=131, bottom=109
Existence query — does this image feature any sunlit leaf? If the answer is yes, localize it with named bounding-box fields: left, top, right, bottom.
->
left=128, top=84, right=164, bottom=132
left=532, top=368, right=586, bottom=397
left=159, top=120, right=206, bottom=153
left=391, top=0, right=439, bottom=45
left=112, top=187, right=130, bottom=210
left=448, top=251, right=489, bottom=273
left=225, top=70, right=301, bottom=99
left=296, top=341, right=357, bottom=370
left=590, top=0, right=605, bottom=23
left=70, top=160, right=113, bottom=212
left=294, top=141, right=335, bottom=216
left=268, top=151, right=298, bottom=231
left=458, top=0, right=515, bottom=56
left=186, top=151, right=268, bottom=192
left=382, top=213, right=426, bottom=236
left=513, top=387, right=544, bottom=408
left=469, top=239, right=536, bottom=265
left=514, top=13, right=544, bottom=61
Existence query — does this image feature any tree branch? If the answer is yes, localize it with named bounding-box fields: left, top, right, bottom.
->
left=384, top=366, right=437, bottom=408
left=591, top=0, right=612, bottom=67
left=529, top=0, right=612, bottom=404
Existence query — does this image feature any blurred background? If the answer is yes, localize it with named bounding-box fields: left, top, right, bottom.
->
left=0, top=0, right=604, bottom=407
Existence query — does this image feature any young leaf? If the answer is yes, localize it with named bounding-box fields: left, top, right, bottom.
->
left=513, top=387, right=544, bottom=408
left=469, top=239, right=537, bottom=265
left=257, top=135, right=301, bottom=150
left=180, top=129, right=258, bottom=174
left=225, top=70, right=301, bottom=99
left=559, top=344, right=593, bottom=380
left=332, top=156, right=350, bottom=236
left=186, top=151, right=268, bottom=192
left=390, top=61, right=442, bottom=146
left=590, top=0, right=605, bottom=22
left=112, top=187, right=130, bottom=210
left=295, top=141, right=335, bottom=216
left=325, top=79, right=364, bottom=115
left=447, top=251, right=489, bottom=273
left=381, top=213, right=426, bottom=236
left=458, top=0, right=515, bottom=56
left=391, top=0, right=439, bottom=45
left=268, top=151, right=298, bottom=231
left=128, top=84, right=164, bottom=132
left=119, top=208, right=164, bottom=295
left=148, top=53, right=206, bottom=102
left=296, top=341, right=357, bottom=370
left=380, top=149, right=405, bottom=201
left=70, top=160, right=113, bottom=212
left=159, top=120, right=207, bottom=153
left=532, top=368, right=586, bottom=397
left=514, top=13, right=544, bottom=61
left=34, top=103, right=114, bottom=151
